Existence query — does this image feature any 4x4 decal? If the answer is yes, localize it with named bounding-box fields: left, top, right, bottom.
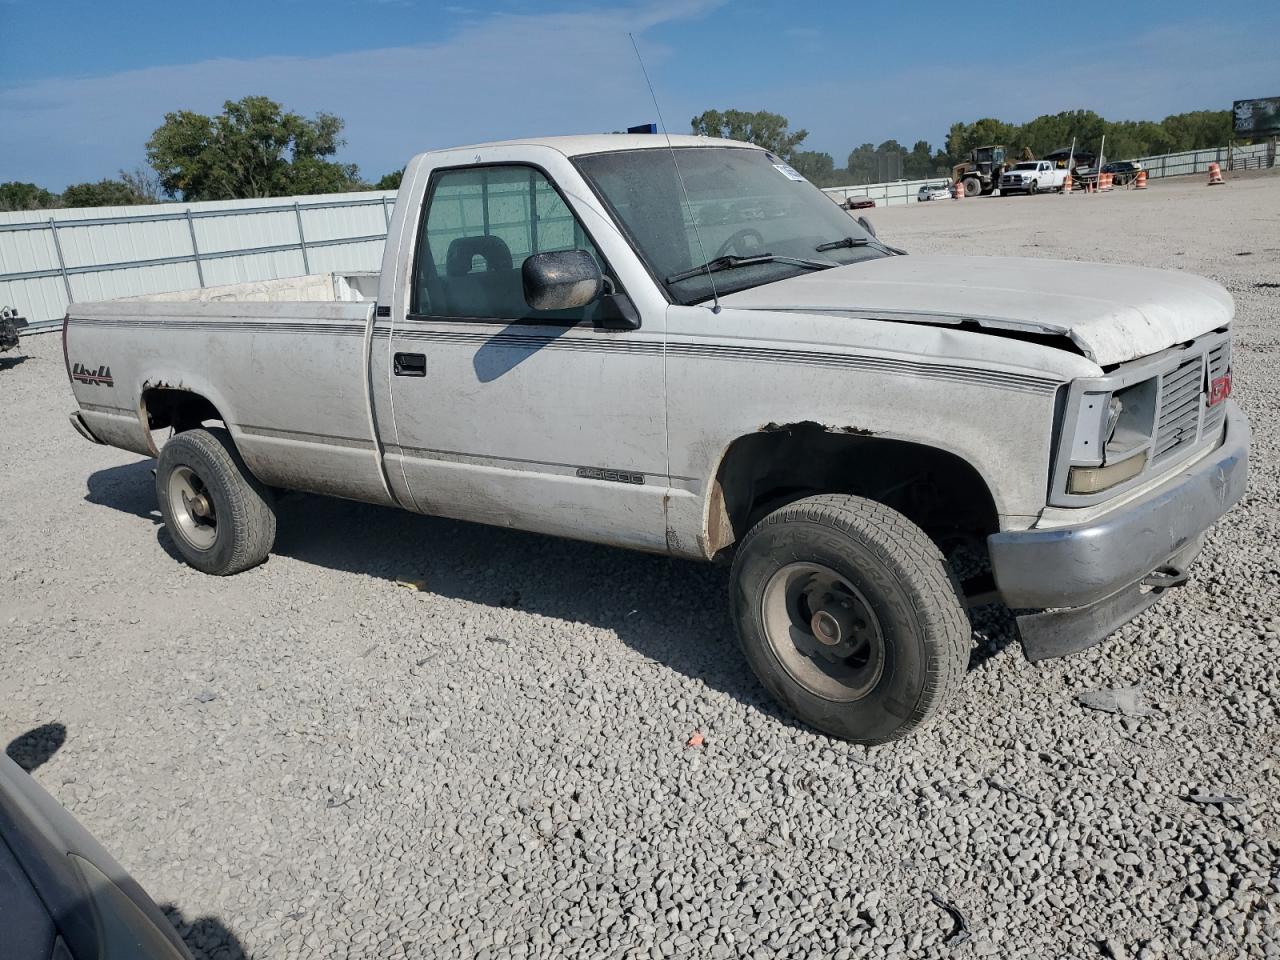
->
left=71, top=362, right=114, bottom=386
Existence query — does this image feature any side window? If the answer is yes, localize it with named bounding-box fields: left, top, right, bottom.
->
left=411, top=165, right=607, bottom=322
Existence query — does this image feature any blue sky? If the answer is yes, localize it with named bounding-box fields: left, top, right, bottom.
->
left=2, top=0, right=1277, bottom=190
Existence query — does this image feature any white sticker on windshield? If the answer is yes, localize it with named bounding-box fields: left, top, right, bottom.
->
left=773, top=162, right=807, bottom=182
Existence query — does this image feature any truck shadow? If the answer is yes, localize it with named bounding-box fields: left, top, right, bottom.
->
left=85, top=461, right=1010, bottom=731
left=268, top=489, right=805, bottom=729
left=161, top=905, right=250, bottom=960
left=5, top=722, right=68, bottom=772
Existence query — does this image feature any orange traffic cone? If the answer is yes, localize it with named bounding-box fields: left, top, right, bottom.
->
left=1101, top=172, right=1113, bottom=192
left=1062, top=173, right=1073, bottom=194
left=952, top=180, right=963, bottom=200
left=1135, top=169, right=1147, bottom=189
left=1207, top=162, right=1224, bottom=185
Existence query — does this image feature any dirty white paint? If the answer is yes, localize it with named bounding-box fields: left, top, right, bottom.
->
left=64, top=135, right=1234, bottom=559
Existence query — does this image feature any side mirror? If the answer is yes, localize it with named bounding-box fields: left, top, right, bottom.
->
left=857, top=215, right=877, bottom=238
left=522, top=249, right=603, bottom=311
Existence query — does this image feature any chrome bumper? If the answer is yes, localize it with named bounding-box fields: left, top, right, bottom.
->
left=988, top=400, right=1248, bottom=659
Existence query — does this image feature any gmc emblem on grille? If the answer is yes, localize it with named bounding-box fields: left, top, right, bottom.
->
left=1208, top=370, right=1232, bottom=407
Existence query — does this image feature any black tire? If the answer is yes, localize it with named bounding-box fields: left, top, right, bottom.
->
left=730, top=495, right=969, bottom=744
left=962, top=177, right=981, bottom=197
left=156, top=428, right=276, bottom=575
left=1029, top=180, right=1039, bottom=195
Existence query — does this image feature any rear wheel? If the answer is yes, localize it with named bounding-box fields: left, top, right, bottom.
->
left=156, top=428, right=276, bottom=575
left=963, top=177, right=981, bottom=197
left=730, top=495, right=969, bottom=744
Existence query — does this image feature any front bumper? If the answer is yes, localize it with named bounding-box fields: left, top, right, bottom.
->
left=987, top=400, right=1248, bottom=659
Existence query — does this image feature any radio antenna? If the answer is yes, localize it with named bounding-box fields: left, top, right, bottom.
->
left=628, top=32, right=721, bottom=313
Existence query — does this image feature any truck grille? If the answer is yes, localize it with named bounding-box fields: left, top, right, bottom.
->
left=1154, top=357, right=1203, bottom=460
left=1053, top=329, right=1231, bottom=505
left=1153, top=338, right=1230, bottom=462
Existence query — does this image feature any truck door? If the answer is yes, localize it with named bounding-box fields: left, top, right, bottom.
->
left=384, top=162, right=671, bottom=552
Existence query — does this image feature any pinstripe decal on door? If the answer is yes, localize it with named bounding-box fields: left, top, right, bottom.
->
left=387, top=326, right=1059, bottom=395
left=69, top=315, right=1060, bottom=395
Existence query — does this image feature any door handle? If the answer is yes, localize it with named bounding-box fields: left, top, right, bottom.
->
left=394, top=353, right=426, bottom=377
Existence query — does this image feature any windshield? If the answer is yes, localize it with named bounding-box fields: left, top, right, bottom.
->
left=574, top=147, right=883, bottom=304
left=1012, top=162, right=1038, bottom=170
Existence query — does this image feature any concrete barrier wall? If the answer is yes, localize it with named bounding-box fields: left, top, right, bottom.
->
left=822, top=177, right=948, bottom=208
left=0, top=191, right=396, bottom=329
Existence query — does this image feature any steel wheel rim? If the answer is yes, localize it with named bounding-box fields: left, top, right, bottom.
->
left=761, top=562, right=886, bottom=702
left=167, top=465, right=217, bottom=550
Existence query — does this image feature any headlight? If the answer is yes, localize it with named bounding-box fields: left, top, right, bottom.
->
left=1056, top=377, right=1158, bottom=497
left=1067, top=451, right=1148, bottom=494
left=1105, top=396, right=1123, bottom=444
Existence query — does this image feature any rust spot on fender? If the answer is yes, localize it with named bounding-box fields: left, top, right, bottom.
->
left=758, top=420, right=875, bottom=437
left=704, top=479, right=734, bottom=556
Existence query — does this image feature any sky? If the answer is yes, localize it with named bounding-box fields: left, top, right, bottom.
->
left=1, top=0, right=1277, bottom=190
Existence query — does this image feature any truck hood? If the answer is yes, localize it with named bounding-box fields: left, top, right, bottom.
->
left=718, top=254, right=1232, bottom=366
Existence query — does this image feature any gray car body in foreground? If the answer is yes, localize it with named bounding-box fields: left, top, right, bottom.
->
left=0, top=754, right=192, bottom=959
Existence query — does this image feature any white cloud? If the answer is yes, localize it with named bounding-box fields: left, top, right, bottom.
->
left=0, top=0, right=725, bottom=189
left=2, top=6, right=1272, bottom=188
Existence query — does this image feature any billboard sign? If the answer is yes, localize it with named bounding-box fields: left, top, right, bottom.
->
left=1233, top=98, right=1280, bottom=138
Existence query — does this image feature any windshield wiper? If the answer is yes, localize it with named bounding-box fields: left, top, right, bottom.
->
left=817, top=235, right=909, bottom=257
left=666, top=253, right=833, bottom=285
left=815, top=236, right=872, bottom=252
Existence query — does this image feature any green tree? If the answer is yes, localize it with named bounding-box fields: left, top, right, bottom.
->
left=844, top=143, right=877, bottom=184
left=0, top=182, right=58, bottom=211
left=690, top=109, right=808, bottom=160
left=789, top=150, right=835, bottom=184
left=119, top=166, right=162, bottom=203
left=940, top=108, right=1235, bottom=166
left=944, top=118, right=1020, bottom=163
left=61, top=179, right=153, bottom=207
left=903, top=140, right=935, bottom=180
left=146, top=96, right=361, bottom=201
left=1161, top=110, right=1234, bottom=151
left=375, top=169, right=404, bottom=191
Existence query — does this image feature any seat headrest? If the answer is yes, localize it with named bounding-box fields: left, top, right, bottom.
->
left=446, top=235, right=513, bottom=277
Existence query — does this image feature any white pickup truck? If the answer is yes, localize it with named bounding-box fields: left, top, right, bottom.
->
left=999, top=160, right=1069, bottom=195
left=64, top=135, right=1248, bottom=743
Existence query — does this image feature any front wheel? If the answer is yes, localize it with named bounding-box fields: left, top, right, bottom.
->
left=962, top=177, right=981, bottom=197
left=1029, top=180, right=1039, bottom=195
left=730, top=495, right=969, bottom=744
left=156, top=428, right=276, bottom=575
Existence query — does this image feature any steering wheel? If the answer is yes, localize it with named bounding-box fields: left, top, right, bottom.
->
left=715, top=228, right=766, bottom=259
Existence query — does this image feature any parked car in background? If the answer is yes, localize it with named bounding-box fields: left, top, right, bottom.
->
left=0, top=753, right=193, bottom=959
left=999, top=161, right=1069, bottom=195
left=917, top=183, right=952, bottom=202
left=1102, top=160, right=1143, bottom=186
left=843, top=196, right=875, bottom=210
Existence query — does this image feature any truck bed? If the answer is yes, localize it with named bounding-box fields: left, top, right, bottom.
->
left=65, top=281, right=393, bottom=507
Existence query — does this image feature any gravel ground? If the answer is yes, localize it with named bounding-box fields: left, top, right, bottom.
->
left=2, top=170, right=1278, bottom=960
